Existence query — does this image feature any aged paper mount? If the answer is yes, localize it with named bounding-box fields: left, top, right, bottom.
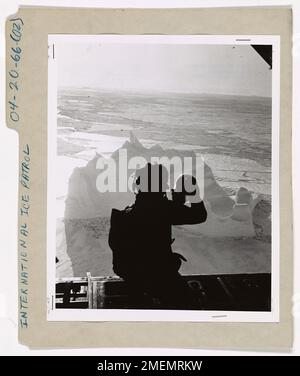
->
left=6, top=7, right=293, bottom=349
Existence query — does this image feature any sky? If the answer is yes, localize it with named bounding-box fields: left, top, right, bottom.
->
left=56, top=42, right=272, bottom=97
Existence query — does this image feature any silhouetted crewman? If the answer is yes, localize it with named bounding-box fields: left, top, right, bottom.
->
left=108, top=163, right=207, bottom=309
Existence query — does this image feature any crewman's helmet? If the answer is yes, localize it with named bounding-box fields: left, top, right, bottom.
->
left=133, top=163, right=169, bottom=193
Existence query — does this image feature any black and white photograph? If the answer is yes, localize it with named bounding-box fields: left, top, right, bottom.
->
left=47, top=35, right=280, bottom=321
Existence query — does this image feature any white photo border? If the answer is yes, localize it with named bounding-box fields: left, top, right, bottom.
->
left=47, top=34, right=280, bottom=322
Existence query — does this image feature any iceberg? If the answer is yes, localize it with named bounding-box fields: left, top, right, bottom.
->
left=63, top=132, right=267, bottom=238
left=56, top=132, right=272, bottom=277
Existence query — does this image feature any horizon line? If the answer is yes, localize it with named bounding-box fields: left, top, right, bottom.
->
left=58, top=86, right=272, bottom=99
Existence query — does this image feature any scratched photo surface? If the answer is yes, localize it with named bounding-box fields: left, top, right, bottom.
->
left=50, top=37, right=274, bottom=313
